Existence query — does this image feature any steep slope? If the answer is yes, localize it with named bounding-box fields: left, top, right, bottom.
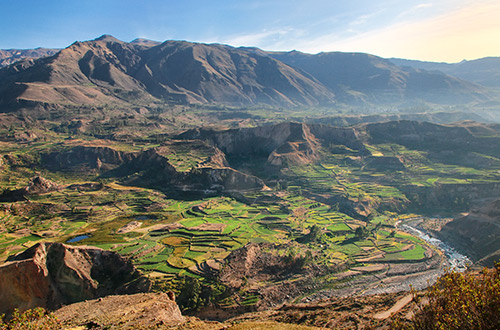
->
left=270, top=51, right=494, bottom=105
left=177, top=122, right=363, bottom=168
left=439, top=199, right=500, bottom=266
left=1, top=35, right=496, bottom=112
left=134, top=40, right=335, bottom=105
left=0, top=35, right=335, bottom=111
left=0, top=35, right=157, bottom=111
left=0, top=242, right=150, bottom=316
left=55, top=293, right=185, bottom=329
left=0, top=175, right=62, bottom=202
left=306, top=111, right=490, bottom=127
left=39, top=142, right=264, bottom=193
left=361, top=120, right=500, bottom=166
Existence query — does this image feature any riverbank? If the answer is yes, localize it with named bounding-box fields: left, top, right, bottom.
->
left=396, top=217, right=471, bottom=271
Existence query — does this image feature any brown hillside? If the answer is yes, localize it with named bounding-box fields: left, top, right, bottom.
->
left=0, top=35, right=335, bottom=111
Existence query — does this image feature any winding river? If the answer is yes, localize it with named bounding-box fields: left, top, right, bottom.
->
left=397, top=218, right=471, bottom=271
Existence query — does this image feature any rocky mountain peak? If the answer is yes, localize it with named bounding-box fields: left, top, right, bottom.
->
left=94, top=34, right=122, bottom=43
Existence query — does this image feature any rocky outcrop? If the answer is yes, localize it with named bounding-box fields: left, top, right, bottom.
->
left=24, top=176, right=62, bottom=194
left=199, top=146, right=230, bottom=168
left=184, top=167, right=265, bottom=192
left=219, top=243, right=313, bottom=290
left=178, top=122, right=365, bottom=168
left=55, top=292, right=184, bottom=329
left=0, top=176, right=62, bottom=202
left=0, top=242, right=150, bottom=316
left=41, top=145, right=135, bottom=172
left=39, top=144, right=264, bottom=193
left=363, top=120, right=500, bottom=168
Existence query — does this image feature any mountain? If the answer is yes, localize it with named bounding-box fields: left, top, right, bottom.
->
left=0, top=47, right=59, bottom=68
left=129, top=38, right=162, bottom=47
left=389, top=57, right=500, bottom=88
left=269, top=51, right=495, bottom=105
left=0, top=35, right=334, bottom=112
left=0, top=35, right=498, bottom=112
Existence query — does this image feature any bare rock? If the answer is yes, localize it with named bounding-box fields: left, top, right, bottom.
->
left=0, top=242, right=150, bottom=316
left=55, top=292, right=184, bottom=329
left=0, top=175, right=62, bottom=202
left=23, top=176, right=62, bottom=194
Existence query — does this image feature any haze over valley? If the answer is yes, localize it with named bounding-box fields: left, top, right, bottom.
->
left=1, top=1, right=500, bottom=328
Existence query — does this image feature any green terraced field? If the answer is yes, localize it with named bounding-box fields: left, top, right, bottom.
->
left=2, top=120, right=500, bottom=305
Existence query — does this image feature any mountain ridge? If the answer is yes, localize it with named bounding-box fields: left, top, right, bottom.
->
left=0, top=35, right=498, bottom=112
left=389, top=56, right=500, bottom=88
left=270, top=50, right=494, bottom=105
left=0, top=35, right=336, bottom=111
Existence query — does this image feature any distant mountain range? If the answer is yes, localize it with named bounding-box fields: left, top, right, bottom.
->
left=0, top=35, right=499, bottom=111
left=389, top=57, right=500, bottom=88
left=0, top=48, right=59, bottom=68
left=269, top=51, right=493, bottom=105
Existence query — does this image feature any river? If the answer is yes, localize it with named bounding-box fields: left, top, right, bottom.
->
left=397, top=218, right=471, bottom=271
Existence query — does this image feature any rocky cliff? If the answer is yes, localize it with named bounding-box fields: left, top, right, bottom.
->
left=39, top=143, right=264, bottom=193
left=178, top=122, right=364, bottom=168
left=439, top=199, right=500, bottom=266
left=0, top=242, right=150, bottom=316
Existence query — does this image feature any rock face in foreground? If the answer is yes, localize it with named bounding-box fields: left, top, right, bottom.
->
left=55, top=292, right=184, bottom=330
left=0, top=242, right=150, bottom=316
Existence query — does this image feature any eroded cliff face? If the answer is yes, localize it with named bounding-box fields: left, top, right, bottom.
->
left=183, top=167, right=265, bottom=192
left=39, top=144, right=263, bottom=193
left=0, top=242, right=150, bottom=316
left=402, top=182, right=500, bottom=213
left=178, top=122, right=365, bottom=168
left=41, top=145, right=135, bottom=172
left=439, top=199, right=500, bottom=266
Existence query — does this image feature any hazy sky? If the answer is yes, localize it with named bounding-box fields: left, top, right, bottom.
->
left=1, top=0, right=499, bottom=62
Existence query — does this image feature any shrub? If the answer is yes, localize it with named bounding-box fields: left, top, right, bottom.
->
left=0, top=308, right=61, bottom=330
left=392, top=264, right=500, bottom=330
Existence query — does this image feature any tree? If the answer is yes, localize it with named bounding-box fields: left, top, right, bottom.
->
left=297, top=224, right=322, bottom=243
left=177, top=277, right=203, bottom=312
left=354, top=225, right=369, bottom=240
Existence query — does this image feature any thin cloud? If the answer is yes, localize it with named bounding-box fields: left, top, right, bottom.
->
left=396, top=2, right=435, bottom=19
left=414, top=3, right=433, bottom=9
left=222, top=28, right=298, bottom=48
left=350, top=10, right=385, bottom=27
left=294, top=0, right=500, bottom=62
